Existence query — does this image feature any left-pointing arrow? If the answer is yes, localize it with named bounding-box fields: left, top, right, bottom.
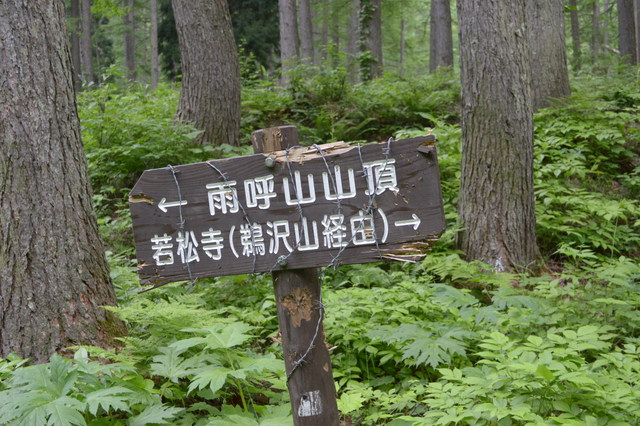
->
left=158, top=197, right=188, bottom=213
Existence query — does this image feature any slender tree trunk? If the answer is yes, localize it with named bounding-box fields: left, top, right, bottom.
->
left=278, top=0, right=299, bottom=84
left=299, top=0, right=314, bottom=64
left=321, top=0, right=328, bottom=60
left=635, top=0, right=640, bottom=61
left=370, top=0, right=383, bottom=77
left=636, top=0, right=640, bottom=61
left=592, top=0, right=601, bottom=57
left=172, top=0, right=241, bottom=146
left=347, top=0, right=360, bottom=83
left=124, top=0, right=136, bottom=81
left=569, top=0, right=581, bottom=70
left=80, top=0, right=93, bottom=84
left=330, top=0, right=340, bottom=66
left=0, top=0, right=126, bottom=363
left=359, top=0, right=383, bottom=80
left=456, top=0, right=538, bottom=272
left=400, top=17, right=405, bottom=77
left=70, top=0, right=82, bottom=91
left=526, top=0, right=570, bottom=109
left=618, top=0, right=638, bottom=63
left=429, top=0, right=453, bottom=72
left=150, top=0, right=159, bottom=90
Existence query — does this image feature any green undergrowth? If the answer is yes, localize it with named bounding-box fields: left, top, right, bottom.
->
left=1, top=70, right=639, bottom=424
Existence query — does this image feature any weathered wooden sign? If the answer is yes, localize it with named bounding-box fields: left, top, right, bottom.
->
left=129, top=135, right=445, bottom=285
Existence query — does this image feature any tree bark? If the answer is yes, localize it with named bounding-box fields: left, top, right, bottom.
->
left=618, top=0, right=638, bottom=64
left=299, top=0, right=315, bottom=64
left=369, top=0, right=383, bottom=78
left=279, top=0, right=299, bottom=84
left=347, top=0, right=360, bottom=83
left=525, top=0, right=570, bottom=109
left=70, top=0, right=82, bottom=91
left=429, top=0, right=453, bottom=72
left=359, top=0, right=383, bottom=80
left=456, top=0, right=539, bottom=272
left=0, top=0, right=126, bottom=363
left=636, top=0, right=640, bottom=61
left=400, top=17, right=405, bottom=76
left=635, top=0, right=640, bottom=61
left=592, top=0, right=601, bottom=56
left=80, top=0, right=93, bottom=84
left=124, top=0, right=136, bottom=81
left=321, top=0, right=328, bottom=60
left=150, top=0, right=159, bottom=90
left=569, top=0, right=581, bottom=70
left=172, top=0, right=241, bottom=146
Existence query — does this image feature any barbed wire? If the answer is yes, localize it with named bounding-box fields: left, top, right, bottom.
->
left=159, top=138, right=396, bottom=385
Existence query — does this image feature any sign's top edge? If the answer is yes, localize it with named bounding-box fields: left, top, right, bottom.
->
left=137, top=135, right=436, bottom=175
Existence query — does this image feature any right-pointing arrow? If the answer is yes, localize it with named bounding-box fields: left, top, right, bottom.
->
left=394, top=213, right=421, bottom=230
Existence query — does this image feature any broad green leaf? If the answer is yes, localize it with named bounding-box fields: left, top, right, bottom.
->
left=188, top=368, right=228, bottom=395
left=128, top=404, right=183, bottom=426
left=85, top=386, right=133, bottom=416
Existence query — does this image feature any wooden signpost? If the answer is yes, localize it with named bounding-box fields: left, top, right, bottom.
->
left=129, top=126, right=445, bottom=425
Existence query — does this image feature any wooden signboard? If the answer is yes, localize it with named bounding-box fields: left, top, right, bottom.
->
left=129, top=135, right=445, bottom=285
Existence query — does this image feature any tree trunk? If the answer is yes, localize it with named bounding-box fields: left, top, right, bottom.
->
left=618, top=0, right=638, bottom=63
left=400, top=17, right=405, bottom=76
left=124, top=0, right=136, bottom=81
left=330, top=0, right=340, bottom=66
left=369, top=0, right=383, bottom=78
left=299, top=0, right=314, bottom=64
left=70, top=0, right=82, bottom=91
left=429, top=0, right=453, bottom=72
left=359, top=0, right=383, bottom=80
left=0, top=0, right=126, bottom=363
left=321, top=0, right=328, bottom=60
left=80, top=0, right=93, bottom=84
left=526, top=0, right=570, bottom=109
left=569, top=0, right=581, bottom=70
left=347, top=0, right=360, bottom=83
left=150, top=0, right=159, bottom=90
left=635, top=0, right=640, bottom=61
left=592, top=0, right=601, bottom=57
left=172, top=0, right=241, bottom=146
left=636, top=0, right=640, bottom=61
left=278, top=0, right=299, bottom=84
left=456, top=0, right=538, bottom=272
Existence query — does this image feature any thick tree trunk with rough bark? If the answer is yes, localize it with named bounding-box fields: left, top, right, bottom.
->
left=569, top=0, right=581, bottom=70
left=429, top=0, right=453, bottom=72
left=618, top=0, right=638, bottom=63
left=456, top=0, right=539, bottom=272
left=0, top=0, right=126, bottom=363
left=299, top=0, right=314, bottom=64
left=80, top=0, right=93, bottom=84
left=172, top=0, right=241, bottom=146
left=526, top=0, right=570, bottom=109
left=278, top=0, right=299, bottom=84
left=124, top=0, right=136, bottom=81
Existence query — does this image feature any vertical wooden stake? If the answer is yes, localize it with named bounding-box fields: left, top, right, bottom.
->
left=252, top=126, right=340, bottom=425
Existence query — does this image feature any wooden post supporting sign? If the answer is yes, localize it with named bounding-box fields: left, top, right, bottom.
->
left=129, top=124, right=446, bottom=424
left=252, top=126, right=340, bottom=425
